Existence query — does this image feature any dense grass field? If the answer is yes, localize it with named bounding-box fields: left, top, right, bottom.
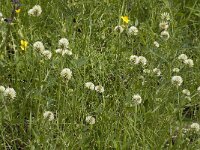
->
left=0, top=0, right=200, bottom=149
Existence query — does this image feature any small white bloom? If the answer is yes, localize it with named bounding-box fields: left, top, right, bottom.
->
left=182, top=89, right=190, bottom=96
left=62, top=49, right=72, bottom=56
left=28, top=5, right=42, bottom=17
left=33, top=41, right=45, bottom=53
left=153, top=41, right=159, bottom=48
left=138, top=56, right=147, bottom=66
left=130, top=55, right=139, bottom=65
left=197, top=86, right=200, bottom=93
left=184, top=59, right=194, bottom=68
left=114, top=25, right=124, bottom=33
left=153, top=68, right=161, bottom=76
left=0, top=12, right=3, bottom=19
left=190, top=123, right=200, bottom=132
left=95, top=85, right=104, bottom=93
left=132, top=94, right=142, bottom=105
left=128, top=26, right=138, bottom=35
left=4, top=87, right=16, bottom=99
left=161, top=12, right=170, bottom=21
left=85, top=116, right=95, bottom=125
left=85, top=82, right=95, bottom=90
left=159, top=21, right=169, bottom=30
left=43, top=111, right=54, bottom=121
left=42, top=50, right=52, bottom=60
left=172, top=68, right=180, bottom=73
left=171, top=76, right=183, bottom=87
left=59, top=38, right=69, bottom=50
left=0, top=86, right=5, bottom=93
left=60, top=68, right=72, bottom=80
left=178, top=54, right=188, bottom=61
left=160, top=30, right=170, bottom=40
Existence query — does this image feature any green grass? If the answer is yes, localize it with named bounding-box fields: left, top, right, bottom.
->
left=0, top=0, right=200, bottom=149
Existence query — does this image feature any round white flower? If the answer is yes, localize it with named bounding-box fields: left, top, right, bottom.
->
left=0, top=86, right=5, bottom=93
left=60, top=68, right=72, bottom=80
left=130, top=55, right=139, bottom=65
left=171, top=76, right=183, bottom=87
left=85, top=82, right=95, bottom=90
left=190, top=123, right=200, bottom=132
left=138, top=56, right=147, bottom=66
left=42, top=50, right=52, bottom=60
left=85, top=116, right=95, bottom=125
left=160, top=30, right=170, bottom=40
left=159, top=21, right=169, bottom=30
left=28, top=5, right=42, bottom=17
left=33, top=41, right=45, bottom=53
left=43, top=111, right=54, bottom=121
left=153, top=68, right=161, bottom=76
left=128, top=26, right=138, bottom=35
left=114, top=25, right=124, bottom=33
left=95, top=85, right=104, bottom=93
left=132, top=94, right=142, bottom=105
left=153, top=41, right=159, bottom=48
left=172, top=68, right=180, bottom=73
left=182, top=89, right=190, bottom=96
left=4, top=87, right=16, bottom=99
left=178, top=54, right=188, bottom=61
left=184, top=59, right=194, bottom=68
left=59, top=38, right=69, bottom=50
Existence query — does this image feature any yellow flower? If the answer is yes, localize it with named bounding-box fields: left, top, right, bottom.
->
left=20, top=40, right=28, bottom=51
left=121, top=16, right=130, bottom=24
left=15, top=9, right=21, bottom=14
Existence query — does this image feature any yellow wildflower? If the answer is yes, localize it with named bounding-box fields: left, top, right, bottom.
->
left=15, top=9, right=21, bottom=14
left=20, top=40, right=28, bottom=51
left=121, top=16, right=130, bottom=24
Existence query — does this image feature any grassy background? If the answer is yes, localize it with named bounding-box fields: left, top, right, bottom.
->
left=0, top=0, right=200, bottom=149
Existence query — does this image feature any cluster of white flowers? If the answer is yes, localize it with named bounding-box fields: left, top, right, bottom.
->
left=28, top=5, right=42, bottom=17
left=130, top=55, right=147, bottom=66
left=85, top=116, right=95, bottom=125
left=171, top=76, right=183, bottom=87
left=127, top=26, right=138, bottom=35
left=0, top=86, right=16, bottom=100
left=60, top=68, right=72, bottom=81
left=190, top=123, right=200, bottom=132
left=132, top=94, right=142, bottom=105
left=85, top=82, right=104, bottom=93
left=178, top=54, right=194, bottom=68
left=55, top=38, right=72, bottom=56
left=43, top=111, right=54, bottom=121
left=160, top=12, right=170, bottom=40
left=33, top=41, right=52, bottom=60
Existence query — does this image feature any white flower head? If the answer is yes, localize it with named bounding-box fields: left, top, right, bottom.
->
left=159, top=21, right=169, bottom=30
left=161, top=12, right=170, bottom=21
left=128, top=26, right=138, bottom=35
left=154, top=41, right=159, bottom=48
left=172, top=68, right=180, bottom=73
left=59, top=38, right=69, bottom=50
left=85, top=82, right=95, bottom=90
left=182, top=89, right=190, bottom=96
left=85, top=116, right=95, bottom=125
left=0, top=12, right=3, bottom=19
left=138, top=56, right=147, bottom=66
left=171, top=76, right=183, bottom=87
left=0, top=86, right=5, bottom=93
left=153, top=68, right=161, bottom=76
left=4, top=87, right=16, bottom=100
left=43, top=111, right=54, bottom=121
left=190, top=123, right=200, bottom=132
left=95, top=85, right=104, bottom=93
left=178, top=54, right=188, bottom=61
left=33, top=41, right=45, bottom=53
left=132, top=94, right=142, bottom=105
left=130, top=55, right=139, bottom=65
left=28, top=5, right=42, bottom=17
left=114, top=25, right=124, bottom=33
left=197, top=86, right=200, bottom=94
left=60, top=68, right=72, bottom=80
left=184, top=59, right=194, bottom=68
left=42, top=50, right=52, bottom=60
left=160, top=30, right=170, bottom=40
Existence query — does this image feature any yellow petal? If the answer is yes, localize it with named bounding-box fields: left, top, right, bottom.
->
left=121, top=16, right=130, bottom=24
left=15, top=9, right=21, bottom=14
